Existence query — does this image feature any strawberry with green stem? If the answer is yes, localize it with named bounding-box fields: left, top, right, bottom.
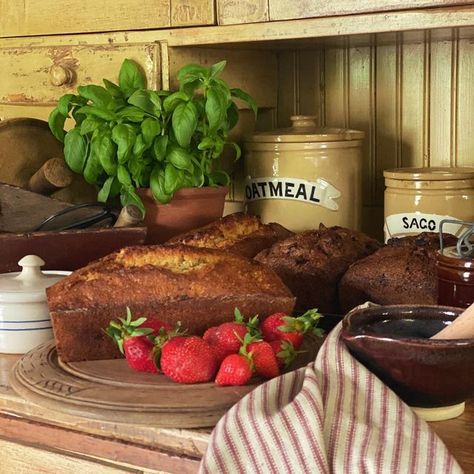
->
left=106, top=307, right=171, bottom=373
left=203, top=308, right=260, bottom=363
left=261, top=308, right=324, bottom=350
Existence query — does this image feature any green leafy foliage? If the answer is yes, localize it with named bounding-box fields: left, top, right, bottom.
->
left=48, top=58, right=257, bottom=211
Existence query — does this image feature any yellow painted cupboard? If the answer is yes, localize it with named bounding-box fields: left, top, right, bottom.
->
left=1, top=1, right=474, bottom=239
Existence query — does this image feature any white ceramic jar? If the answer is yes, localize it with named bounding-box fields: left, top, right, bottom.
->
left=0, top=255, right=69, bottom=354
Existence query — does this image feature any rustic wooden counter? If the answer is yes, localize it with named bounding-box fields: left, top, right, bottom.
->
left=0, top=352, right=472, bottom=473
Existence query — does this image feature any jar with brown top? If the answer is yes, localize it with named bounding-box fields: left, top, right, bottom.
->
left=384, top=167, right=474, bottom=243
left=244, top=115, right=364, bottom=232
left=437, top=223, right=474, bottom=308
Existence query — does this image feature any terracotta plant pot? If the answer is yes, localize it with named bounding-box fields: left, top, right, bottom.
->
left=138, top=186, right=229, bottom=244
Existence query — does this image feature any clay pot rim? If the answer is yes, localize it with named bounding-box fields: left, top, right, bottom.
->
left=137, top=185, right=229, bottom=200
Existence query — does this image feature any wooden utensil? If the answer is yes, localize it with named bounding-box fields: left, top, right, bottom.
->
left=431, top=302, right=474, bottom=340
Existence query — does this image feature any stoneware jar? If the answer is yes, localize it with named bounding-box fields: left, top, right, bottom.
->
left=244, top=115, right=364, bottom=232
left=384, top=167, right=474, bottom=242
left=0, top=255, right=69, bottom=354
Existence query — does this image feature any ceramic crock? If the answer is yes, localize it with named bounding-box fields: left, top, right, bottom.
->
left=0, top=255, right=69, bottom=354
left=244, top=115, right=364, bottom=232
left=383, top=167, right=474, bottom=242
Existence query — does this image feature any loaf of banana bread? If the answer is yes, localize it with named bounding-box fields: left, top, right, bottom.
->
left=47, top=244, right=295, bottom=362
left=167, top=212, right=293, bottom=258
left=338, top=232, right=458, bottom=313
left=254, top=224, right=381, bottom=313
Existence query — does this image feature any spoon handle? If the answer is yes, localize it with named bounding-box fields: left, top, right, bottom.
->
left=431, top=302, right=474, bottom=339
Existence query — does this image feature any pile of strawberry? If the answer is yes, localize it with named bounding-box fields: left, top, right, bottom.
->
left=106, top=307, right=323, bottom=386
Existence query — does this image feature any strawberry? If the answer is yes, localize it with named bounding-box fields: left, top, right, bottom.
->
left=203, top=308, right=260, bottom=363
left=247, top=340, right=280, bottom=379
left=269, top=339, right=299, bottom=369
left=106, top=307, right=162, bottom=373
left=261, top=308, right=324, bottom=349
left=160, top=336, right=218, bottom=384
left=215, top=353, right=253, bottom=386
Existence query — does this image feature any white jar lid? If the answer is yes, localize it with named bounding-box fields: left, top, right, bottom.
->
left=0, top=255, right=69, bottom=303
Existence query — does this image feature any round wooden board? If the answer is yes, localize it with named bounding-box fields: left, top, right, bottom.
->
left=10, top=337, right=323, bottom=428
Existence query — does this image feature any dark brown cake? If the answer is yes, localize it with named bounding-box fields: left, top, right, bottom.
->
left=47, top=244, right=295, bottom=362
left=167, top=212, right=293, bottom=258
left=338, top=232, right=458, bottom=313
left=254, top=224, right=381, bottom=313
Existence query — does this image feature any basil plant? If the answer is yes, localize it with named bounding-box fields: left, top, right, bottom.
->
left=48, top=59, right=257, bottom=215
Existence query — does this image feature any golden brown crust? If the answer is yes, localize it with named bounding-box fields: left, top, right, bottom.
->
left=47, top=244, right=296, bottom=362
left=166, top=212, right=293, bottom=258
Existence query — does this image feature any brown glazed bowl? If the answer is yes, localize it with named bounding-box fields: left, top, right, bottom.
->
left=341, top=305, right=474, bottom=408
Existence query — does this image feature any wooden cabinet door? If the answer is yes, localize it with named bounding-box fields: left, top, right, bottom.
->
left=0, top=43, right=161, bottom=107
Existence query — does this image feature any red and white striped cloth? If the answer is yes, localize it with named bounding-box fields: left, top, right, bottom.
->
left=199, top=322, right=462, bottom=474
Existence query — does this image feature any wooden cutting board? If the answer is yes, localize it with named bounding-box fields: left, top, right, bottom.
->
left=10, top=337, right=324, bottom=429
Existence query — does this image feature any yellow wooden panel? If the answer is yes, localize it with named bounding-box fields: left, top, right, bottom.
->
left=400, top=32, right=426, bottom=168
left=276, top=51, right=298, bottom=127
left=269, top=0, right=474, bottom=21
left=217, top=0, right=269, bottom=25
left=347, top=43, right=374, bottom=209
left=168, top=47, right=277, bottom=109
left=456, top=38, right=474, bottom=167
left=429, top=33, right=454, bottom=166
left=324, top=46, right=348, bottom=127
left=171, top=0, right=215, bottom=27
left=0, top=43, right=161, bottom=106
left=0, top=0, right=170, bottom=36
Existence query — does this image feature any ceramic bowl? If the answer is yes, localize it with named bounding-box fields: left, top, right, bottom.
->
left=341, top=305, right=474, bottom=412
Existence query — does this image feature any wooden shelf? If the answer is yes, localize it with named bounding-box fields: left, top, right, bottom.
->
left=2, top=5, right=474, bottom=48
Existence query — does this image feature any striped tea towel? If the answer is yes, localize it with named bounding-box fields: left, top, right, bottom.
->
left=199, top=322, right=462, bottom=474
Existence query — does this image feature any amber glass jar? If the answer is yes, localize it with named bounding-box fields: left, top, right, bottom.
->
left=437, top=247, right=474, bottom=308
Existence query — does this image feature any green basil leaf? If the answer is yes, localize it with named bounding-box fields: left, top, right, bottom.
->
left=208, top=169, right=230, bottom=186
left=230, top=141, right=241, bottom=161
left=119, top=59, right=146, bottom=98
left=98, top=176, right=120, bottom=203
left=48, top=108, right=67, bottom=143
left=205, top=86, right=227, bottom=131
left=172, top=101, right=198, bottom=148
left=212, top=136, right=225, bottom=159
left=133, top=134, right=147, bottom=157
left=96, top=129, right=117, bottom=175
left=141, top=118, right=161, bottom=147
left=103, top=79, right=123, bottom=99
left=163, top=91, right=189, bottom=113
left=80, top=116, right=103, bottom=135
left=177, top=64, right=208, bottom=83
left=210, top=60, right=226, bottom=78
left=227, top=101, right=239, bottom=130
left=64, top=129, right=87, bottom=173
left=116, top=106, right=145, bottom=122
left=117, top=164, right=132, bottom=186
left=191, top=161, right=205, bottom=187
left=180, top=78, right=201, bottom=97
left=83, top=130, right=104, bottom=184
left=164, top=163, right=184, bottom=195
left=128, top=90, right=156, bottom=115
left=198, top=137, right=215, bottom=151
left=230, top=88, right=258, bottom=117
left=112, top=123, right=137, bottom=163
left=78, top=85, right=113, bottom=108
left=57, top=94, right=75, bottom=116
left=167, top=147, right=193, bottom=173
left=150, top=165, right=172, bottom=204
left=152, top=135, right=168, bottom=162
left=120, top=185, right=145, bottom=217
left=76, top=105, right=116, bottom=121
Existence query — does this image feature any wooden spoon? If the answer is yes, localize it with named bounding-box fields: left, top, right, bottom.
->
left=431, top=302, right=474, bottom=340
